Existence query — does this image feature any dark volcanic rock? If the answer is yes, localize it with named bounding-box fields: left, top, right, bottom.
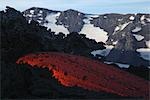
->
left=106, top=31, right=149, bottom=66
left=23, top=7, right=59, bottom=25
left=91, top=14, right=133, bottom=35
left=56, top=9, right=85, bottom=33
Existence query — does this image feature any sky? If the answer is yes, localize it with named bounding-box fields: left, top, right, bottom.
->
left=0, top=0, right=150, bottom=14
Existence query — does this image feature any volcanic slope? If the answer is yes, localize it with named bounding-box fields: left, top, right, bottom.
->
left=16, top=52, right=149, bottom=98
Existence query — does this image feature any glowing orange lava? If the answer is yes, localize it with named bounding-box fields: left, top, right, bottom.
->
left=16, top=52, right=149, bottom=98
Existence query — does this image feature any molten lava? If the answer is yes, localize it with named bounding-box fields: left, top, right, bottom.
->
left=16, top=52, right=149, bottom=98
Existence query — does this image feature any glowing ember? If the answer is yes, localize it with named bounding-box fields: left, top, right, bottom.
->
left=16, top=52, right=149, bottom=98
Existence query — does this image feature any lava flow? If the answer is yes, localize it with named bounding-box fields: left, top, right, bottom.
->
left=16, top=52, right=149, bottom=98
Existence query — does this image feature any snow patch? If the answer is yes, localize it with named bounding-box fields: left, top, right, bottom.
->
left=85, top=14, right=99, bottom=18
left=80, top=24, right=108, bottom=42
left=83, top=18, right=91, bottom=24
left=39, top=10, right=43, bottom=13
left=129, top=16, right=135, bottom=20
left=38, top=17, right=43, bottom=20
left=114, top=26, right=120, bottom=32
left=122, top=34, right=125, bottom=37
left=120, top=22, right=131, bottom=31
left=78, top=13, right=81, bottom=16
left=28, top=20, right=31, bottom=23
left=137, top=48, right=150, bottom=61
left=91, top=45, right=114, bottom=57
left=132, top=27, right=142, bottom=33
left=37, top=20, right=42, bottom=23
left=146, top=40, right=150, bottom=48
left=146, top=18, right=150, bottom=22
left=118, top=19, right=123, bottom=21
left=30, top=10, right=34, bottom=14
left=43, top=13, right=69, bottom=35
left=26, top=14, right=32, bottom=17
left=140, top=15, right=145, bottom=21
left=104, top=16, right=107, bottom=19
left=38, top=13, right=42, bottom=16
left=104, top=61, right=130, bottom=68
left=140, top=15, right=146, bottom=24
left=133, top=34, right=144, bottom=41
left=113, top=22, right=131, bottom=34
left=113, top=41, right=118, bottom=45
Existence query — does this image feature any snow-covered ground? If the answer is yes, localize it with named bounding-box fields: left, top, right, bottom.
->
left=133, top=34, right=144, bottom=41
left=120, top=22, right=131, bottom=31
left=146, top=40, right=150, bottom=48
left=104, top=61, right=130, bottom=68
left=136, top=40, right=150, bottom=61
left=132, top=27, right=142, bottom=33
left=91, top=45, right=114, bottom=57
left=80, top=17, right=108, bottom=43
left=113, top=21, right=131, bottom=34
left=129, top=16, right=135, bottom=20
left=43, top=12, right=69, bottom=35
left=137, top=48, right=150, bottom=61
left=30, top=10, right=34, bottom=14
left=146, top=18, right=150, bottom=22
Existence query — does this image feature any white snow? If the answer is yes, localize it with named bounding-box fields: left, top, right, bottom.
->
left=133, top=34, right=144, bottom=41
left=113, top=22, right=131, bottom=34
left=80, top=24, right=108, bottom=42
left=104, top=61, right=130, bottom=68
left=114, top=26, right=120, bottom=31
left=137, top=48, right=150, bottom=61
left=113, top=41, right=118, bottom=45
left=39, top=10, right=43, bottom=13
left=104, top=61, right=113, bottom=64
left=115, top=63, right=130, bottom=68
left=91, top=45, right=114, bottom=57
left=37, top=20, right=42, bottom=23
left=104, top=16, right=107, bottom=19
left=132, top=27, right=142, bottom=33
left=140, top=15, right=146, bottom=25
left=85, top=14, right=99, bottom=18
left=80, top=17, right=108, bottom=43
left=78, top=13, right=81, bottom=16
left=122, top=34, right=125, bottom=37
left=120, top=22, right=131, bottom=31
left=38, top=17, right=43, bottom=20
left=129, top=16, right=135, bottom=20
left=43, top=13, right=69, bottom=35
left=140, top=15, right=145, bottom=21
left=28, top=20, right=31, bottom=23
left=146, top=18, right=150, bottom=22
left=118, top=19, right=123, bottom=21
left=26, top=14, right=33, bottom=17
left=38, top=13, right=42, bottom=16
left=83, top=18, right=91, bottom=24
left=146, top=40, right=150, bottom=48
left=30, top=10, right=34, bottom=14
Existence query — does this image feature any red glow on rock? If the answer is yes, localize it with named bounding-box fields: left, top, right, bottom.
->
left=16, top=52, right=149, bottom=98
